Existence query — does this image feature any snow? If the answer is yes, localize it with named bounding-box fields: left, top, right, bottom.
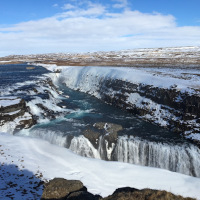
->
left=1, top=132, right=200, bottom=199
left=187, top=133, right=200, bottom=141
left=0, top=61, right=11, bottom=63
left=2, top=109, right=21, bottom=115
left=0, top=97, right=21, bottom=108
left=42, top=65, right=200, bottom=94
left=0, top=112, right=32, bottom=133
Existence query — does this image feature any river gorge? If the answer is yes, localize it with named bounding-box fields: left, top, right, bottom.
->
left=1, top=63, right=200, bottom=180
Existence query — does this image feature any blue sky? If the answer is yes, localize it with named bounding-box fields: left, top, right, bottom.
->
left=0, top=0, right=200, bottom=56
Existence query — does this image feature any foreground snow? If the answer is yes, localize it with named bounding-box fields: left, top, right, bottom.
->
left=0, top=132, right=200, bottom=199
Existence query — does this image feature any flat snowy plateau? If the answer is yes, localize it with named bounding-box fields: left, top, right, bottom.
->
left=0, top=132, right=200, bottom=199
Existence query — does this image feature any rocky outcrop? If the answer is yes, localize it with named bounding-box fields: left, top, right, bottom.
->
left=81, top=122, right=122, bottom=160
left=104, top=187, right=195, bottom=200
left=0, top=97, right=35, bottom=133
left=41, top=178, right=101, bottom=200
left=41, top=178, right=196, bottom=200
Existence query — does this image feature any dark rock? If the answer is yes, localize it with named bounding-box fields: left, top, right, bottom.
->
left=0, top=97, right=25, bottom=114
left=66, top=191, right=101, bottom=200
left=94, top=122, right=123, bottom=133
left=103, top=187, right=195, bottom=200
left=83, top=129, right=101, bottom=149
left=41, top=178, right=86, bottom=200
left=42, top=179, right=195, bottom=200
left=81, top=122, right=123, bottom=160
left=0, top=97, right=35, bottom=132
left=94, top=122, right=122, bottom=150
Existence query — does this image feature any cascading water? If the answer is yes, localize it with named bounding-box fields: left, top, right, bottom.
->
left=60, top=135, right=200, bottom=177
left=113, top=136, right=200, bottom=177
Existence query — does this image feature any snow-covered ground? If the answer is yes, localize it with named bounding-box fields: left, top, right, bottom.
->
left=1, top=132, right=200, bottom=199
left=3, top=46, right=200, bottom=67
left=43, top=65, right=200, bottom=93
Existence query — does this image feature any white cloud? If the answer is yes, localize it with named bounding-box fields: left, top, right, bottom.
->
left=62, top=3, right=76, bottom=10
left=113, top=0, right=128, bottom=9
left=0, top=1, right=200, bottom=56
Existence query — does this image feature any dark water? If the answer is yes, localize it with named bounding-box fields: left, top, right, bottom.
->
left=0, top=64, right=49, bottom=87
left=0, top=64, right=50, bottom=101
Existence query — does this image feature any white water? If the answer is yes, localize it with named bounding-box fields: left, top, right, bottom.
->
left=69, top=135, right=101, bottom=159
left=114, top=136, right=200, bottom=177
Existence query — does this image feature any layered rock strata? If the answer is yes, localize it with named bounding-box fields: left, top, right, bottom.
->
left=0, top=97, right=35, bottom=133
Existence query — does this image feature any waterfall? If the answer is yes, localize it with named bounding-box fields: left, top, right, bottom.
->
left=113, top=136, right=200, bottom=177
left=19, top=129, right=67, bottom=147
left=69, top=136, right=101, bottom=159
left=19, top=127, right=200, bottom=177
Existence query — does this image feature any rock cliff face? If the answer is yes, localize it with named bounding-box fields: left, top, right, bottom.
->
left=95, top=79, right=200, bottom=140
left=41, top=178, right=195, bottom=200
left=0, top=97, right=35, bottom=133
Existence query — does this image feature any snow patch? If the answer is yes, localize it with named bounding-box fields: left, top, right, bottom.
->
left=0, top=97, right=21, bottom=108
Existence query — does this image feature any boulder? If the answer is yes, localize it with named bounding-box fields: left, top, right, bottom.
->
left=103, top=187, right=195, bottom=200
left=83, top=129, right=100, bottom=149
left=82, top=122, right=123, bottom=159
left=41, top=179, right=196, bottom=200
left=66, top=191, right=101, bottom=200
left=41, top=178, right=87, bottom=200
